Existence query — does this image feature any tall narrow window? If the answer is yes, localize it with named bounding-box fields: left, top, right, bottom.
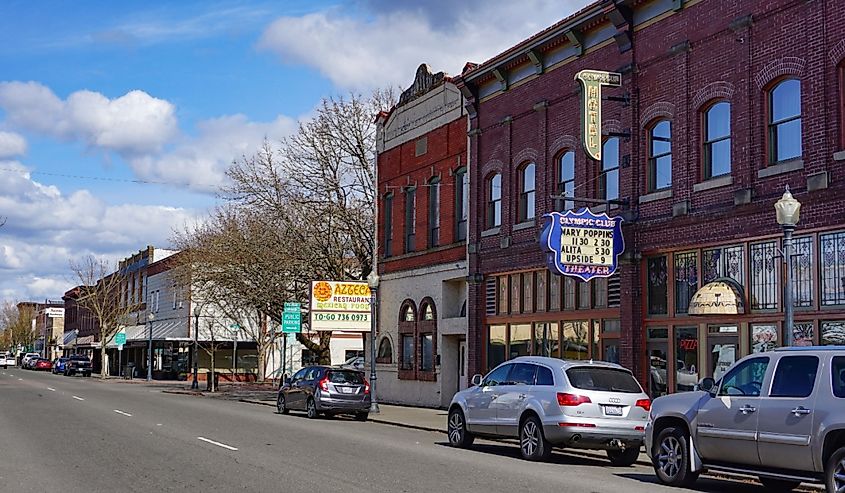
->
left=751, top=241, right=778, bottom=310
left=486, top=173, right=502, bottom=228
left=557, top=151, right=575, bottom=211
left=404, top=188, right=416, bottom=253
left=703, top=245, right=745, bottom=286
left=703, top=102, right=731, bottom=179
left=599, top=138, right=619, bottom=201
left=768, top=79, right=802, bottom=164
left=821, top=231, right=845, bottom=306
left=839, top=62, right=845, bottom=148
left=383, top=193, right=394, bottom=258
left=518, top=163, right=536, bottom=222
left=648, top=120, right=672, bottom=191
left=455, top=167, right=468, bottom=241
left=789, top=236, right=814, bottom=308
left=674, top=252, right=698, bottom=315
left=428, top=177, right=440, bottom=248
left=647, top=256, right=668, bottom=315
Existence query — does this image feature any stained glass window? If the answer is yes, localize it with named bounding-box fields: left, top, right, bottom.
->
left=674, top=252, right=698, bottom=314
left=822, top=321, right=845, bottom=346
left=821, top=231, right=845, bottom=306
left=789, top=236, right=814, bottom=308
left=751, top=241, right=778, bottom=310
left=702, top=245, right=745, bottom=286
left=647, top=256, right=668, bottom=315
left=792, top=321, right=814, bottom=346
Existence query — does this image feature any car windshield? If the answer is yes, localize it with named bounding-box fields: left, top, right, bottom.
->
left=566, top=367, right=643, bottom=393
left=327, top=370, right=364, bottom=384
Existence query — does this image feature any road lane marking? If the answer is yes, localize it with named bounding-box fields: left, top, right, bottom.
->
left=72, top=395, right=85, bottom=401
left=197, top=437, right=238, bottom=451
left=113, top=410, right=132, bottom=417
left=17, top=378, right=22, bottom=381
left=47, top=388, right=56, bottom=392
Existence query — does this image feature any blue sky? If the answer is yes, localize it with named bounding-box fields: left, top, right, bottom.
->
left=0, top=0, right=589, bottom=300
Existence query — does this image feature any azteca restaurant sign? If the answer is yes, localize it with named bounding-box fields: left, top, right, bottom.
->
left=540, top=209, right=625, bottom=281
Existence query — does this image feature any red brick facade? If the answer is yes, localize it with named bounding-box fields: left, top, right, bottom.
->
left=457, top=0, right=845, bottom=390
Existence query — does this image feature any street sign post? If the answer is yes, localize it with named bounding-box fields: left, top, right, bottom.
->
left=115, top=330, right=126, bottom=377
left=115, top=331, right=127, bottom=346
left=282, top=302, right=301, bottom=334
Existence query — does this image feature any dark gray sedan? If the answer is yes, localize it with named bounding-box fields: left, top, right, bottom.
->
left=277, top=366, right=371, bottom=421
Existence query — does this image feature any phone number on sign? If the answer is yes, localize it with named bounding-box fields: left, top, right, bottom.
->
left=313, top=313, right=369, bottom=322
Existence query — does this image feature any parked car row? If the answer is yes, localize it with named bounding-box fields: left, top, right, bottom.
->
left=276, top=366, right=371, bottom=421
left=13, top=353, right=92, bottom=376
left=1, top=352, right=15, bottom=368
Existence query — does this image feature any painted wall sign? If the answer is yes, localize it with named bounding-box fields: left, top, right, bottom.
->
left=575, top=70, right=622, bottom=161
left=540, top=209, right=625, bottom=281
left=310, top=281, right=372, bottom=332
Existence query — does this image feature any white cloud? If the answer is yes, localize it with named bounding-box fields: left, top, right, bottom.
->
left=258, top=0, right=592, bottom=89
left=0, top=131, right=27, bottom=158
left=0, top=81, right=177, bottom=154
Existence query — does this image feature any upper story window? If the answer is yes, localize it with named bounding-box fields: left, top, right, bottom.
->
left=427, top=177, right=440, bottom=248
left=517, top=162, right=536, bottom=222
left=557, top=151, right=575, bottom=211
left=648, top=120, right=672, bottom=192
left=599, top=138, right=619, bottom=201
left=768, top=79, right=802, bottom=164
left=383, top=193, right=394, bottom=258
left=839, top=62, right=845, bottom=148
left=703, top=102, right=731, bottom=179
left=486, top=173, right=502, bottom=229
left=454, top=167, right=468, bottom=241
left=404, top=188, right=416, bottom=254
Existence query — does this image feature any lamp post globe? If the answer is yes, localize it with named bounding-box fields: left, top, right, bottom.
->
left=775, top=186, right=801, bottom=346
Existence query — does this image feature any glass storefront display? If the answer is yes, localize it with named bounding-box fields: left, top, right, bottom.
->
left=822, top=321, right=845, bottom=346
left=533, top=322, right=559, bottom=357
left=562, top=321, right=589, bottom=360
left=793, top=321, right=814, bottom=346
left=509, top=324, right=531, bottom=358
left=751, top=324, right=779, bottom=353
left=647, top=327, right=669, bottom=398
left=675, top=327, right=699, bottom=392
left=487, top=325, right=506, bottom=369
left=708, top=324, right=738, bottom=381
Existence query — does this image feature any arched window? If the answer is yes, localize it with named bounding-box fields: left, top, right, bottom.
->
left=376, top=337, right=393, bottom=364
left=418, top=299, right=437, bottom=377
left=648, top=120, right=672, bottom=192
left=485, top=173, right=502, bottom=228
left=398, top=300, right=416, bottom=375
left=402, top=304, right=415, bottom=322
left=427, top=177, right=440, bottom=248
left=767, top=79, right=802, bottom=164
left=557, top=151, right=575, bottom=211
left=599, top=138, right=619, bottom=201
left=517, top=162, right=536, bottom=222
left=703, top=102, right=731, bottom=179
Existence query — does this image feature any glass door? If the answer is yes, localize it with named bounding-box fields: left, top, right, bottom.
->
left=708, top=324, right=738, bottom=381
left=674, top=326, right=699, bottom=392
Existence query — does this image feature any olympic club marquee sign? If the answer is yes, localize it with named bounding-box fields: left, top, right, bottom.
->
left=575, top=69, right=622, bottom=161
left=310, top=281, right=372, bottom=332
left=540, top=209, right=625, bottom=281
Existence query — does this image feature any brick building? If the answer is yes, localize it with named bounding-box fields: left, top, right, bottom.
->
left=375, top=64, right=469, bottom=406
left=455, top=0, right=845, bottom=397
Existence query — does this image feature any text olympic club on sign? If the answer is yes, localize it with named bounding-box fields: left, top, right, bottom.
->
left=310, top=280, right=372, bottom=332
left=540, top=209, right=625, bottom=281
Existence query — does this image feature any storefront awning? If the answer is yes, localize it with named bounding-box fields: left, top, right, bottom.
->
left=689, top=279, right=746, bottom=315
left=152, top=320, right=188, bottom=340
left=75, top=335, right=96, bottom=347
left=63, top=331, right=77, bottom=346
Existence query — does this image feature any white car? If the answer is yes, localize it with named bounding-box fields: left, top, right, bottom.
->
left=2, top=352, right=15, bottom=368
left=21, top=352, right=40, bottom=369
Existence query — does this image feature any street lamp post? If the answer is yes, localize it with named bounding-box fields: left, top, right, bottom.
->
left=147, top=312, right=154, bottom=381
left=367, top=270, right=380, bottom=414
left=775, top=186, right=801, bottom=346
left=192, top=308, right=199, bottom=390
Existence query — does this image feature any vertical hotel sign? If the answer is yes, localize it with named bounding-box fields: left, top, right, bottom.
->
left=575, top=70, right=622, bottom=161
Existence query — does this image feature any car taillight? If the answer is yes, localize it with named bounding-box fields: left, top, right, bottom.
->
left=557, top=393, right=591, bottom=406
left=635, top=399, right=651, bottom=412
left=363, top=379, right=370, bottom=395
left=319, top=377, right=329, bottom=392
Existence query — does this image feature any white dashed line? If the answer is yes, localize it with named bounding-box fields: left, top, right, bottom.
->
left=72, top=395, right=84, bottom=401
left=113, top=409, right=132, bottom=417
left=17, top=378, right=22, bottom=381
left=197, top=437, right=238, bottom=451
left=47, top=387, right=56, bottom=392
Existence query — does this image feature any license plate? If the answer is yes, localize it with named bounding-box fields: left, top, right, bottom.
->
left=604, top=405, right=623, bottom=416
left=340, top=387, right=354, bottom=394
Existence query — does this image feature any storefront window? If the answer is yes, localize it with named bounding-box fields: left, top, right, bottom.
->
left=821, top=321, right=845, bottom=346
left=400, top=335, right=414, bottom=370
left=487, top=325, right=506, bottom=370
left=562, top=321, right=589, bottom=360
left=675, top=327, right=698, bottom=392
left=601, top=319, right=620, bottom=364
left=578, top=281, right=590, bottom=309
left=751, top=324, right=779, bottom=353
left=647, top=256, right=668, bottom=315
left=821, top=231, right=845, bottom=306
left=647, top=328, right=669, bottom=398
left=536, top=271, right=547, bottom=312
left=510, top=274, right=521, bottom=314
left=509, top=324, right=531, bottom=358
left=523, top=272, right=534, bottom=313
left=549, top=274, right=561, bottom=311
left=593, top=278, right=608, bottom=308
left=420, top=334, right=434, bottom=372
left=674, top=252, right=698, bottom=314
left=498, top=276, right=509, bottom=315
left=533, top=322, right=559, bottom=357
left=563, top=277, right=576, bottom=310
left=789, top=236, right=814, bottom=308
left=703, top=245, right=744, bottom=286
left=792, top=321, right=814, bottom=346
left=751, top=241, right=778, bottom=310
left=709, top=324, right=738, bottom=381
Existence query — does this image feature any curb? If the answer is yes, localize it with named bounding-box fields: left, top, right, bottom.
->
left=162, top=389, right=204, bottom=396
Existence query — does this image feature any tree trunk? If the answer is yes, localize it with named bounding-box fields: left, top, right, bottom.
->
left=210, top=348, right=216, bottom=392
left=256, top=341, right=267, bottom=383
left=100, top=343, right=108, bottom=379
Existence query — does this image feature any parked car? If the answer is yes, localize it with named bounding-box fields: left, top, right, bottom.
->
left=21, top=352, right=40, bottom=369
left=64, top=355, right=92, bottom=377
left=52, top=357, right=69, bottom=374
left=646, top=346, right=845, bottom=492
left=2, top=352, right=15, bottom=368
left=32, top=358, right=53, bottom=371
left=447, top=356, right=650, bottom=463
left=341, top=356, right=366, bottom=371
left=276, top=366, right=370, bottom=421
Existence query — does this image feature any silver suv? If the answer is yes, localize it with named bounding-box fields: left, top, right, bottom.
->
left=447, top=356, right=650, bottom=463
left=645, top=346, right=845, bottom=492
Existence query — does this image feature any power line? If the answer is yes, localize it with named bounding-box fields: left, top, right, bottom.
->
left=0, top=166, right=220, bottom=189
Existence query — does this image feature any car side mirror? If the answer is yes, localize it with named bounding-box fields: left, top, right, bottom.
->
left=698, top=377, right=716, bottom=394
left=471, top=374, right=483, bottom=387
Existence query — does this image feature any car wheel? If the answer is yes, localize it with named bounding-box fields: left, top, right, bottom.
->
left=447, top=408, right=475, bottom=448
left=653, top=426, right=699, bottom=487
left=825, top=445, right=845, bottom=493
left=276, top=393, right=289, bottom=414
left=63, top=370, right=69, bottom=376
left=519, top=415, right=552, bottom=461
left=758, top=477, right=800, bottom=491
left=607, top=447, right=640, bottom=467
left=354, top=412, right=368, bottom=422
left=306, top=398, right=319, bottom=419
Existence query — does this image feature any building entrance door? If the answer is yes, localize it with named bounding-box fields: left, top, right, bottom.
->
left=708, top=324, right=739, bottom=381
left=459, top=340, right=468, bottom=390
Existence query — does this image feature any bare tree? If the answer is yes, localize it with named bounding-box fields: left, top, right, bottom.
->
left=70, top=256, right=138, bottom=379
left=0, top=301, right=35, bottom=353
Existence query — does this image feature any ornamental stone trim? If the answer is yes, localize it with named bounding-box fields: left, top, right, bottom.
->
left=691, top=81, right=735, bottom=109
left=512, top=147, right=539, bottom=165
left=829, top=39, right=845, bottom=64
left=754, top=57, right=806, bottom=90
left=549, top=135, right=578, bottom=156
left=640, top=102, right=676, bottom=127
left=603, top=119, right=623, bottom=136
left=481, top=158, right=504, bottom=177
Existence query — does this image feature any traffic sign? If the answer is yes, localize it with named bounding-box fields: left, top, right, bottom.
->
left=282, top=302, right=301, bottom=333
left=114, top=331, right=126, bottom=346
left=283, top=302, right=300, bottom=313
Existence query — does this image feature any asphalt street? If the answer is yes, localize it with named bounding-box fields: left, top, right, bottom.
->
left=0, top=369, right=777, bottom=493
